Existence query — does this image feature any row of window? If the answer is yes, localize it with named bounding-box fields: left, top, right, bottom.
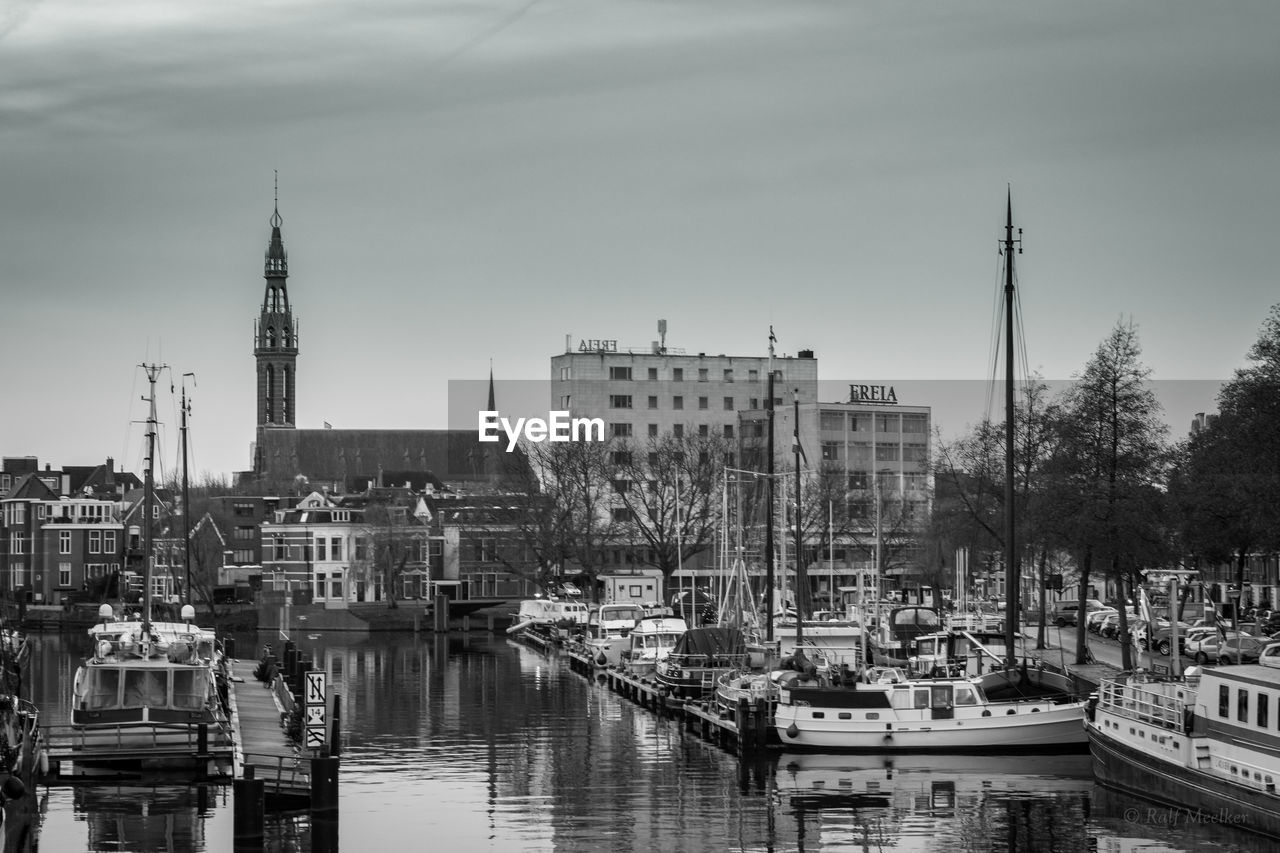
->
left=605, top=366, right=772, bottom=383
left=1220, top=682, right=1280, bottom=730
left=611, top=423, right=736, bottom=439
left=820, top=443, right=929, bottom=463
left=819, top=412, right=929, bottom=434
left=270, top=535, right=443, bottom=563
left=610, top=395, right=753, bottom=411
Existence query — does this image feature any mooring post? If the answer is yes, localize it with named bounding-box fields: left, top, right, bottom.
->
left=736, top=698, right=751, bottom=756
left=330, top=694, right=342, bottom=757
left=233, top=765, right=265, bottom=851
left=196, top=723, right=209, bottom=779
left=310, top=753, right=340, bottom=853
left=434, top=594, right=449, bottom=632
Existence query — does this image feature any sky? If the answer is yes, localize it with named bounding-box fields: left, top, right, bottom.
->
left=4, top=0, right=1278, bottom=481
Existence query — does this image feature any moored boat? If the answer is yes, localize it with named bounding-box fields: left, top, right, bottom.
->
left=506, top=597, right=590, bottom=647
left=68, top=604, right=233, bottom=772
left=1086, top=661, right=1280, bottom=841
left=619, top=615, right=687, bottom=678
left=654, top=626, right=749, bottom=701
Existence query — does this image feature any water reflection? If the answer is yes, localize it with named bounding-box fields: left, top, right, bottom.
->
left=12, top=631, right=1274, bottom=852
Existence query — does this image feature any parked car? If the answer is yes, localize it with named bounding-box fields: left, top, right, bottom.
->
left=1217, top=636, right=1270, bottom=665
left=1259, top=642, right=1280, bottom=668
left=1086, top=608, right=1118, bottom=634
left=1137, top=620, right=1192, bottom=651
left=1187, top=630, right=1251, bottom=664
left=1098, top=610, right=1138, bottom=640
left=1153, top=625, right=1217, bottom=657
left=1051, top=598, right=1107, bottom=628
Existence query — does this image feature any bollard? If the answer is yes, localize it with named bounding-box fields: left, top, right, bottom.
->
left=310, top=755, right=340, bottom=817
left=434, top=595, right=449, bottom=632
left=196, top=724, right=209, bottom=780
left=233, top=775, right=265, bottom=851
left=754, top=697, right=768, bottom=750
left=224, top=636, right=237, bottom=660
left=330, top=694, right=342, bottom=757
left=463, top=615, right=471, bottom=633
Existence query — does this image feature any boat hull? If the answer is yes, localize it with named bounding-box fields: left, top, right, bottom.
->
left=1088, top=723, right=1280, bottom=840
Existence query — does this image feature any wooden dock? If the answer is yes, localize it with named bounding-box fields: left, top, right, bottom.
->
left=228, top=659, right=312, bottom=801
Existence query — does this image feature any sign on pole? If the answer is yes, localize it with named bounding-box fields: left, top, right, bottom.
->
left=305, top=670, right=327, bottom=750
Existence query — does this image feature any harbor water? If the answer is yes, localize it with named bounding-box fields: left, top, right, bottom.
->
left=16, top=630, right=1266, bottom=852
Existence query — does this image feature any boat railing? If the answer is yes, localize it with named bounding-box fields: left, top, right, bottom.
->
left=1098, top=678, right=1184, bottom=730
left=51, top=718, right=236, bottom=751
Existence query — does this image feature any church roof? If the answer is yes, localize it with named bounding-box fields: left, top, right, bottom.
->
left=255, top=428, right=503, bottom=488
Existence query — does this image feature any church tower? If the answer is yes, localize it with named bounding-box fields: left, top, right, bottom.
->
left=254, top=193, right=298, bottom=429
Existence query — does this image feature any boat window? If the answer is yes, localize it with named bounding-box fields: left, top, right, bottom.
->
left=955, top=687, right=978, bottom=705
left=1219, top=685, right=1229, bottom=717
left=123, top=669, right=169, bottom=708
left=913, top=690, right=930, bottom=709
left=85, top=668, right=121, bottom=710
left=1259, top=693, right=1269, bottom=728
left=1239, top=689, right=1249, bottom=724
left=172, top=670, right=205, bottom=711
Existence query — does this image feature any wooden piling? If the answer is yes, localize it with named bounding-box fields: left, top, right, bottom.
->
left=233, top=766, right=265, bottom=851
left=330, top=694, right=342, bottom=757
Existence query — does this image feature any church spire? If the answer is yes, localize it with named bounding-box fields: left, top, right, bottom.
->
left=487, top=360, right=496, bottom=412
left=254, top=173, right=299, bottom=436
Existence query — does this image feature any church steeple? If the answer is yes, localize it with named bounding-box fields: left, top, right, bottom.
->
left=254, top=174, right=298, bottom=432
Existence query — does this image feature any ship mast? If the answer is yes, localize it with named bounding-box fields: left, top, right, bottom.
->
left=180, top=373, right=195, bottom=602
left=141, top=362, right=167, bottom=634
left=1001, top=192, right=1022, bottom=667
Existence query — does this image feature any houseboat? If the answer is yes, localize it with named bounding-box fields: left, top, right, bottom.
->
left=1086, top=654, right=1280, bottom=841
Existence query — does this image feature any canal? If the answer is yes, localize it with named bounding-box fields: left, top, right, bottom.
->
left=17, top=630, right=1262, bottom=852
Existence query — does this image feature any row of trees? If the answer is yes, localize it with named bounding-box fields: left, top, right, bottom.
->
left=931, top=306, right=1280, bottom=667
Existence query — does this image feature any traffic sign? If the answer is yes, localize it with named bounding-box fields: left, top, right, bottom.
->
left=305, top=726, right=326, bottom=749
left=306, top=705, right=327, bottom=727
left=306, top=671, right=326, bottom=705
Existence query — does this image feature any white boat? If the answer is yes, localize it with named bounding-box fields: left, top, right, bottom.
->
left=582, top=603, right=645, bottom=668
left=64, top=366, right=232, bottom=773
left=69, top=604, right=234, bottom=770
left=1086, top=658, right=1280, bottom=841
left=506, top=597, right=590, bottom=644
left=620, top=616, right=687, bottom=678
left=773, top=662, right=1087, bottom=751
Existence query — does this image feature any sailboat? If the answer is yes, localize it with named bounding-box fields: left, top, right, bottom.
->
left=67, top=364, right=234, bottom=774
left=771, top=194, right=1090, bottom=750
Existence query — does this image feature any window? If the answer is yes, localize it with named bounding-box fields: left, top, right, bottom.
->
left=902, top=413, right=928, bottom=433
left=903, top=444, right=929, bottom=463
left=104, top=530, right=116, bottom=553
left=59, top=531, right=71, bottom=555
left=332, top=537, right=343, bottom=561
left=612, top=479, right=631, bottom=494
left=673, top=424, right=684, bottom=438
left=876, top=445, right=900, bottom=462
left=648, top=424, right=658, bottom=437
left=609, top=395, right=633, bottom=409
left=1219, top=685, right=1230, bottom=717
left=820, top=412, right=845, bottom=432
left=647, top=396, right=658, bottom=409
left=235, top=526, right=256, bottom=540
left=724, top=369, right=734, bottom=382
left=1259, top=692, right=1269, bottom=728
left=699, top=425, right=709, bottom=437
left=724, top=425, right=734, bottom=438
left=233, top=502, right=255, bottom=517
left=560, top=366, right=571, bottom=380
left=699, top=397, right=709, bottom=409
left=904, top=473, right=927, bottom=492
left=354, top=537, right=368, bottom=561
left=723, top=397, right=734, bottom=410
left=748, top=369, right=758, bottom=382
left=59, top=562, right=72, bottom=587
left=647, top=453, right=659, bottom=468
left=749, top=398, right=759, bottom=410
left=876, top=413, right=900, bottom=433
left=612, top=450, right=633, bottom=466
left=315, top=537, right=328, bottom=561
left=559, top=395, right=571, bottom=408
left=673, top=396, right=684, bottom=410
left=848, top=472, right=868, bottom=490
left=850, top=414, right=871, bottom=433
left=8, top=534, right=23, bottom=555
left=274, top=537, right=287, bottom=561
left=612, top=508, right=633, bottom=523
left=672, top=368, right=683, bottom=381
left=698, top=368, right=708, bottom=382
left=233, top=549, right=255, bottom=563
left=609, top=366, right=632, bottom=381
left=647, top=367, right=658, bottom=381
left=1239, top=689, right=1249, bottom=723
left=822, top=442, right=841, bottom=461
left=611, top=423, right=633, bottom=438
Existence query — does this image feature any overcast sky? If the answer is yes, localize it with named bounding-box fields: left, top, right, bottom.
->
left=4, top=0, right=1277, bottom=480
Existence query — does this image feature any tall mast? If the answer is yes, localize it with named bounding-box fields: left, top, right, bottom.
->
left=765, top=340, right=776, bottom=643
left=141, top=362, right=166, bottom=632
left=181, top=372, right=195, bottom=602
left=793, top=394, right=805, bottom=643
left=1002, top=191, right=1022, bottom=666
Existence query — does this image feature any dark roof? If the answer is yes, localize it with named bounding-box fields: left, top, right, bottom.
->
left=255, top=428, right=504, bottom=486
left=5, top=474, right=59, bottom=501
left=671, top=627, right=746, bottom=658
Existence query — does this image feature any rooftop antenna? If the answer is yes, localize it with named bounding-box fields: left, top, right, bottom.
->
left=657, top=319, right=667, bottom=354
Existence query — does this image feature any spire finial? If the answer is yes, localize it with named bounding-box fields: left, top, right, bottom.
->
left=271, top=170, right=282, bottom=228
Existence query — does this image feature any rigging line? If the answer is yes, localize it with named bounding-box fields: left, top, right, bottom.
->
left=985, top=245, right=1006, bottom=424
